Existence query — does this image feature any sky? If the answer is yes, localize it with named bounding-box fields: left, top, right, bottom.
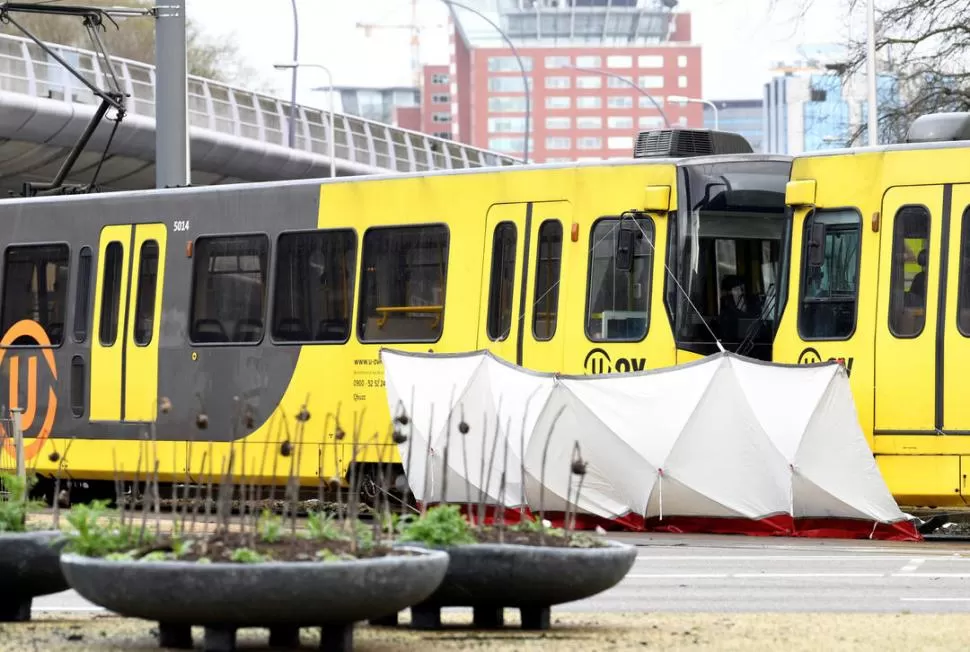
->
left=185, top=0, right=859, bottom=110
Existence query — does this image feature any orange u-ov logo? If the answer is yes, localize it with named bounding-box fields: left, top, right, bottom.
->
left=0, top=320, right=58, bottom=460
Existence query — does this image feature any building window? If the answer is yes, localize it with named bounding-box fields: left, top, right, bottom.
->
left=432, top=113, right=452, bottom=123
left=638, top=55, right=663, bottom=68
left=678, top=75, right=688, bottom=88
left=432, top=94, right=450, bottom=104
left=545, top=76, right=570, bottom=89
left=576, top=76, right=602, bottom=89
left=608, top=136, right=633, bottom=150
left=639, top=96, right=665, bottom=109
left=585, top=217, right=653, bottom=342
left=488, top=56, right=533, bottom=72
left=1, top=243, right=69, bottom=346
left=607, top=55, right=632, bottom=69
left=577, top=116, right=602, bottom=129
left=638, top=75, right=664, bottom=89
left=433, top=131, right=451, bottom=139
left=607, top=96, right=633, bottom=109
left=273, top=229, right=357, bottom=343
left=357, top=225, right=449, bottom=343
left=545, top=55, right=570, bottom=69
left=888, top=206, right=930, bottom=338
left=431, top=73, right=449, bottom=84
left=488, top=137, right=533, bottom=152
left=488, top=76, right=532, bottom=92
left=189, top=235, right=269, bottom=344
left=132, top=240, right=159, bottom=346
left=546, top=136, right=571, bottom=150
left=577, top=136, right=602, bottom=149
left=533, top=220, right=563, bottom=341
left=678, top=55, right=688, bottom=68
left=488, top=117, right=527, bottom=133
left=489, top=96, right=529, bottom=113
left=546, top=116, right=571, bottom=130
left=73, top=246, right=92, bottom=343
left=607, top=75, right=634, bottom=89
left=576, top=55, right=601, bottom=68
left=608, top=116, right=633, bottom=130
left=545, top=96, right=570, bottom=110
left=798, top=209, right=861, bottom=340
left=577, top=96, right=602, bottom=109
left=638, top=116, right=663, bottom=129
left=486, top=222, right=516, bottom=341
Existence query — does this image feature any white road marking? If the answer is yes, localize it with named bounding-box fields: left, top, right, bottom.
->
left=732, top=573, right=884, bottom=579
left=891, top=573, right=970, bottom=578
left=899, top=558, right=926, bottom=573
left=635, top=555, right=928, bottom=562
left=900, top=597, right=970, bottom=602
left=627, top=573, right=729, bottom=579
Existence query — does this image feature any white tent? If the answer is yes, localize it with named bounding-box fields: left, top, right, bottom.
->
left=381, top=348, right=914, bottom=537
left=380, top=348, right=555, bottom=507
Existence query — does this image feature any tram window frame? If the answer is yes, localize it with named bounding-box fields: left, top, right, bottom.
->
left=486, top=221, right=517, bottom=342
left=72, top=246, right=93, bottom=344
left=533, top=219, right=563, bottom=341
left=1, top=242, right=71, bottom=347
left=957, top=207, right=970, bottom=337
left=796, top=207, right=862, bottom=342
left=188, top=233, right=270, bottom=346
left=271, top=228, right=358, bottom=345
left=99, top=241, right=124, bottom=346
left=584, top=215, right=654, bottom=343
left=133, top=240, right=160, bottom=347
left=356, top=223, right=450, bottom=344
left=887, top=205, right=930, bottom=339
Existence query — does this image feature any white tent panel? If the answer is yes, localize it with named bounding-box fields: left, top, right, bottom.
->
left=645, top=474, right=748, bottom=519
left=791, top=473, right=875, bottom=521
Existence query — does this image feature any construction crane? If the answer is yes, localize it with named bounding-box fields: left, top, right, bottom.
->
left=356, top=0, right=446, bottom=89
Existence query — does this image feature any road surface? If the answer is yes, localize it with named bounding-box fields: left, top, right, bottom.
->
left=35, top=532, right=970, bottom=615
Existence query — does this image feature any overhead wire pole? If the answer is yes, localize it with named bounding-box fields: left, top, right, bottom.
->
left=155, top=0, right=189, bottom=188
left=568, top=64, right=670, bottom=128
left=866, top=0, right=878, bottom=146
left=287, top=0, right=299, bottom=149
left=440, top=0, right=530, bottom=164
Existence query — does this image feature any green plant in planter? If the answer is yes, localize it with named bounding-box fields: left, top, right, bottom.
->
left=398, top=504, right=476, bottom=547
left=0, top=473, right=47, bottom=532
left=61, top=499, right=137, bottom=557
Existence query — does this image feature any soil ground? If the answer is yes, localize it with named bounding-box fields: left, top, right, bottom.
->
left=5, top=611, right=969, bottom=651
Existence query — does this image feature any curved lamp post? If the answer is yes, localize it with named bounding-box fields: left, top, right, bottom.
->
left=287, top=0, right=299, bottom=148
left=440, top=0, right=531, bottom=164
left=567, top=64, right=670, bottom=128
left=274, top=62, right=336, bottom=178
left=668, top=95, right=718, bottom=130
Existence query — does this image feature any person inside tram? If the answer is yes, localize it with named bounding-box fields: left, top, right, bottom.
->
left=906, top=249, right=927, bottom=307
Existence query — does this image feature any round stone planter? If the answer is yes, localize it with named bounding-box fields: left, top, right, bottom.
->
left=60, top=546, right=448, bottom=652
left=0, top=530, right=69, bottom=621
left=374, top=539, right=636, bottom=630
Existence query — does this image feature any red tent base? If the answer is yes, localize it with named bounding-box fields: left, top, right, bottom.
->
left=415, top=503, right=922, bottom=542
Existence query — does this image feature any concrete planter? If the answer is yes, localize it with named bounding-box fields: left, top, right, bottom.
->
left=374, top=539, right=636, bottom=630
left=0, top=530, right=69, bottom=621
left=60, top=547, right=448, bottom=652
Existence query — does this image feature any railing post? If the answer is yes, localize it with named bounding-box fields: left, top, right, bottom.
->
left=11, top=407, right=24, bottom=486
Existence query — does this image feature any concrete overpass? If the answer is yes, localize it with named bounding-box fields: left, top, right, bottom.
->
left=0, top=33, right=518, bottom=195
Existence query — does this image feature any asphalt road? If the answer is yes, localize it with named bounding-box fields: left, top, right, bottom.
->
left=34, top=532, right=970, bottom=615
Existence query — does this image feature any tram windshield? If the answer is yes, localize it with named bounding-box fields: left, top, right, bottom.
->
left=667, top=159, right=792, bottom=361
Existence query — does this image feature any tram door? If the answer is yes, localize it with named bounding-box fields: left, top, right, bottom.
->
left=873, top=186, right=944, bottom=434
left=90, top=223, right=167, bottom=422
left=477, top=201, right=569, bottom=371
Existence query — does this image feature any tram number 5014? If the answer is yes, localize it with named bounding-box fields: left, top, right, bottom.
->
left=174, top=220, right=191, bottom=232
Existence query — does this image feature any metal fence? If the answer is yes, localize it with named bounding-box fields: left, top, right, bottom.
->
left=0, top=32, right=520, bottom=174
left=0, top=409, right=22, bottom=486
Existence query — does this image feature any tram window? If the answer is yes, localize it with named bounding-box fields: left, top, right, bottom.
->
left=357, top=225, right=449, bottom=343
left=585, top=216, right=653, bottom=342
left=486, top=222, right=516, bottom=341
left=189, top=235, right=269, bottom=344
left=72, top=246, right=92, bottom=344
left=797, top=209, right=861, bottom=341
left=133, top=240, right=160, bottom=346
left=888, top=206, right=930, bottom=338
left=1, top=244, right=69, bottom=346
left=99, top=242, right=123, bottom=346
left=958, top=208, right=970, bottom=336
left=272, top=229, right=357, bottom=343
left=533, top=220, right=563, bottom=341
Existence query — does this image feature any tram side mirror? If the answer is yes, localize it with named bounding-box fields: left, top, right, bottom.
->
left=615, top=224, right=635, bottom=271
left=808, top=219, right=826, bottom=268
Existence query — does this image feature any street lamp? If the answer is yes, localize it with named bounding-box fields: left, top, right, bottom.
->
left=274, top=62, right=336, bottom=178
left=667, top=95, right=718, bottom=130
left=866, top=0, right=878, bottom=146
left=440, top=0, right=531, bottom=164
left=566, top=64, right=670, bottom=128
left=287, top=0, right=299, bottom=148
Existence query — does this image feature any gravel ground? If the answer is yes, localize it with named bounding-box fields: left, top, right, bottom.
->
left=5, top=611, right=969, bottom=651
